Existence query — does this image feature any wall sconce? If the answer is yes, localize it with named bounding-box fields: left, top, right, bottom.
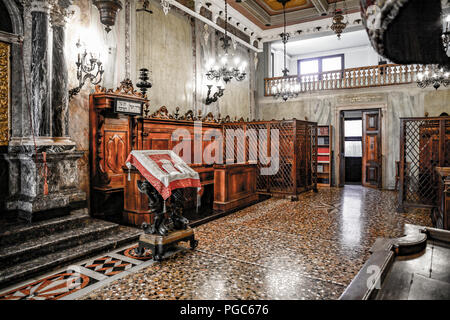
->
left=205, top=85, right=225, bottom=105
left=69, top=39, right=104, bottom=100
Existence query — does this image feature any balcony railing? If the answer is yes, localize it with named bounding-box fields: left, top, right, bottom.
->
left=264, top=64, right=423, bottom=96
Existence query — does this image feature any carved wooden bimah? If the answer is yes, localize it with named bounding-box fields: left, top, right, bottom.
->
left=125, top=150, right=201, bottom=261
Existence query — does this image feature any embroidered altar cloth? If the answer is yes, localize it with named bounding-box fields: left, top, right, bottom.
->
left=125, top=150, right=201, bottom=200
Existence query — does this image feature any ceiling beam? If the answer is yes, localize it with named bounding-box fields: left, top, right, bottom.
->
left=310, top=0, right=329, bottom=15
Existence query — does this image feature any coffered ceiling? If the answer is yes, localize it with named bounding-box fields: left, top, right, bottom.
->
left=229, top=0, right=360, bottom=30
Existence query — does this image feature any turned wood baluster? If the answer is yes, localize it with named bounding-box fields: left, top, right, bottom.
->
left=389, top=66, right=393, bottom=84
left=334, top=72, right=337, bottom=89
left=377, top=65, right=381, bottom=86
left=358, top=69, right=362, bottom=87
left=359, top=69, right=363, bottom=87
left=364, top=68, right=367, bottom=87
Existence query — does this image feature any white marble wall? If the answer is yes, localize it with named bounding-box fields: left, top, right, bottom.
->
left=135, top=1, right=194, bottom=114
left=133, top=2, right=254, bottom=119
left=257, top=85, right=450, bottom=190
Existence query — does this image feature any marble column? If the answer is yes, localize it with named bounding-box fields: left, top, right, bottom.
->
left=3, top=0, right=86, bottom=222
left=50, top=1, right=70, bottom=137
left=30, top=0, right=51, bottom=137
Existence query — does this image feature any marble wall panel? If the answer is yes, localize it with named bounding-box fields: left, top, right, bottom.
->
left=256, top=86, right=450, bottom=190
left=424, top=89, right=450, bottom=116
left=135, top=2, right=194, bottom=115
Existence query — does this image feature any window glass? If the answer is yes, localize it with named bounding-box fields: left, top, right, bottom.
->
left=345, top=141, right=362, bottom=157
left=322, top=56, right=343, bottom=72
left=300, top=59, right=319, bottom=75
left=344, top=120, right=362, bottom=137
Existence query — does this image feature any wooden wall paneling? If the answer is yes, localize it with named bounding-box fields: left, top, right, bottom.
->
left=89, top=82, right=147, bottom=217
left=122, top=166, right=152, bottom=226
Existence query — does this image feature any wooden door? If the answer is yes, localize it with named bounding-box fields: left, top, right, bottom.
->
left=362, top=110, right=382, bottom=188
left=338, top=111, right=345, bottom=187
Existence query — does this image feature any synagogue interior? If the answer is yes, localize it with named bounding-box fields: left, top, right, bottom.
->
left=0, top=0, right=449, bottom=302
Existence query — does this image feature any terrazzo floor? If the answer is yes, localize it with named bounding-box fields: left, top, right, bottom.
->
left=79, top=185, right=432, bottom=300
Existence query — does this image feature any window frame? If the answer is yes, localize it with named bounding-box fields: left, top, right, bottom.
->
left=343, top=118, right=362, bottom=157
left=297, top=53, right=345, bottom=79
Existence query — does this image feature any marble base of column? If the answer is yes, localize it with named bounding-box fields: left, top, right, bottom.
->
left=3, top=142, right=86, bottom=222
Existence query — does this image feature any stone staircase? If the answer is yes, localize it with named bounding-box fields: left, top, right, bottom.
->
left=0, top=209, right=141, bottom=289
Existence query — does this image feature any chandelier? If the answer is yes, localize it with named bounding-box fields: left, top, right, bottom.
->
left=93, top=0, right=123, bottom=33
left=270, top=0, right=300, bottom=101
left=417, top=65, right=450, bottom=90
left=442, top=14, right=450, bottom=52
left=330, top=0, right=348, bottom=39
left=205, top=0, right=247, bottom=83
left=416, top=15, right=450, bottom=90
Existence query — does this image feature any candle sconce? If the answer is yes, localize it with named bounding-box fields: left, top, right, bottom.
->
left=69, top=40, right=104, bottom=100
left=205, top=85, right=225, bottom=105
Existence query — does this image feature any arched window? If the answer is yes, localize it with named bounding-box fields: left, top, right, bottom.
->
left=0, top=0, right=13, bottom=34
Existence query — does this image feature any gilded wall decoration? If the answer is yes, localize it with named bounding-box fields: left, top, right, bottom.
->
left=0, top=41, right=10, bottom=146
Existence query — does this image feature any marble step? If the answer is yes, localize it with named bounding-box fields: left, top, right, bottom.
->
left=0, top=209, right=90, bottom=247
left=0, top=219, right=119, bottom=268
left=0, top=226, right=141, bottom=290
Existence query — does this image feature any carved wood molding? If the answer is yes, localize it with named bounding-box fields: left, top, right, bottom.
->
left=142, top=105, right=251, bottom=124
left=150, top=106, right=174, bottom=120
left=93, top=110, right=111, bottom=187
left=94, top=79, right=145, bottom=99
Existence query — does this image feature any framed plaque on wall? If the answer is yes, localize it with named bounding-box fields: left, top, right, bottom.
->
left=114, top=98, right=143, bottom=116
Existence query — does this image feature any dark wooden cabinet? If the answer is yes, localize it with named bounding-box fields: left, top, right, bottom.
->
left=89, top=82, right=147, bottom=218
left=434, top=167, right=450, bottom=230
left=398, top=117, right=450, bottom=211
left=213, top=163, right=258, bottom=212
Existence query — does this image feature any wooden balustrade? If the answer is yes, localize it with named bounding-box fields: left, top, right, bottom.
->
left=264, top=64, right=423, bottom=96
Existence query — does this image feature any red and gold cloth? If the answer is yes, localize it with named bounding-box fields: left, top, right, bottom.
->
left=125, top=150, right=201, bottom=200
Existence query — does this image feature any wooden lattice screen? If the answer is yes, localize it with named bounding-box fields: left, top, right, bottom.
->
left=222, top=119, right=318, bottom=198
left=398, top=117, right=450, bottom=211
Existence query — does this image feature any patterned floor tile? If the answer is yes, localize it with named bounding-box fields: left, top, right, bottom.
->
left=0, top=270, right=97, bottom=300
left=81, top=186, right=432, bottom=300
left=81, top=256, right=136, bottom=276
left=117, top=245, right=153, bottom=261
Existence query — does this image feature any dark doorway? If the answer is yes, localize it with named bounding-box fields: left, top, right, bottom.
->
left=343, top=111, right=363, bottom=184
